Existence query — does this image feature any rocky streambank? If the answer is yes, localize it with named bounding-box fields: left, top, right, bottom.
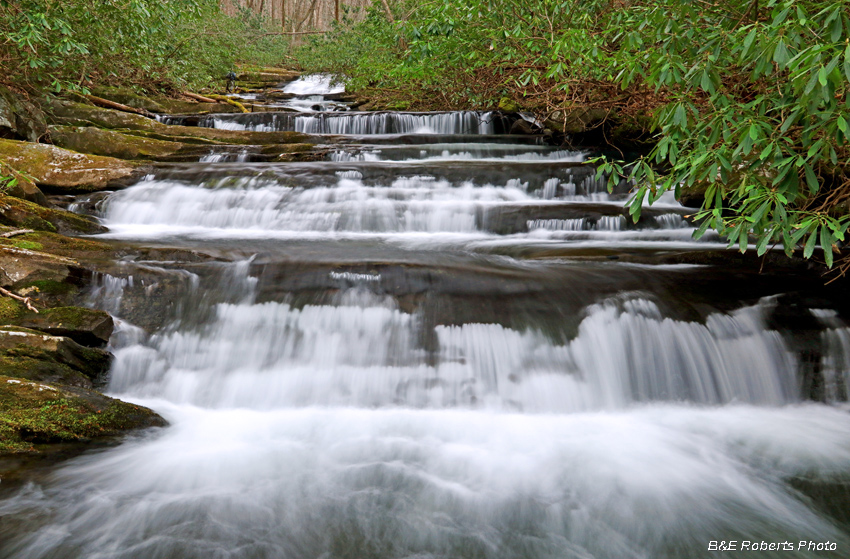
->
left=0, top=73, right=320, bottom=475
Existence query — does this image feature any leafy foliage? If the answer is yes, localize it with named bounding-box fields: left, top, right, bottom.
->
left=296, top=0, right=850, bottom=267
left=0, top=0, right=290, bottom=92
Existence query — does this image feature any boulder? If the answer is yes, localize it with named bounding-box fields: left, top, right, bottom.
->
left=0, top=326, right=112, bottom=382
left=0, top=244, right=87, bottom=293
left=0, top=86, right=48, bottom=142
left=15, top=307, right=114, bottom=347
left=0, top=195, right=106, bottom=234
left=0, top=138, right=144, bottom=193
left=49, top=100, right=313, bottom=146
left=498, top=97, right=521, bottom=113
left=509, top=119, right=537, bottom=135
left=49, top=99, right=161, bottom=131
left=49, top=125, right=208, bottom=161
left=0, top=375, right=166, bottom=455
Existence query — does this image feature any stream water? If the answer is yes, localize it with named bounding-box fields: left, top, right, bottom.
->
left=2, top=77, right=850, bottom=558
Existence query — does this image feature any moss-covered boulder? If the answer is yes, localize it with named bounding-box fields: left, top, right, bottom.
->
left=0, top=195, right=105, bottom=234
left=49, top=125, right=209, bottom=161
left=14, top=307, right=113, bottom=347
left=0, top=138, right=145, bottom=193
left=0, top=244, right=86, bottom=288
left=0, top=326, right=112, bottom=382
left=49, top=99, right=161, bottom=131
left=498, top=97, right=521, bottom=113
left=48, top=99, right=313, bottom=146
left=0, top=375, right=166, bottom=456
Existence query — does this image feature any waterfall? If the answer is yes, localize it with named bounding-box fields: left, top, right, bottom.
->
left=2, top=75, right=848, bottom=559
left=204, top=111, right=502, bottom=135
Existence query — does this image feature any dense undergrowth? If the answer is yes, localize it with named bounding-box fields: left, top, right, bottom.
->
left=297, top=0, right=850, bottom=271
left=0, top=0, right=291, bottom=93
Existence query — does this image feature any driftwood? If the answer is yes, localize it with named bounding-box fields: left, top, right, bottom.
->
left=0, top=229, right=34, bottom=238
left=183, top=91, right=220, bottom=104
left=0, top=286, right=38, bottom=313
left=84, top=95, right=156, bottom=118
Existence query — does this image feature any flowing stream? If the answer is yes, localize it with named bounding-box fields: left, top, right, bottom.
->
left=2, top=76, right=850, bottom=558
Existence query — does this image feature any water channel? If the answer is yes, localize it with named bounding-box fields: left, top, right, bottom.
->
left=1, top=76, right=849, bottom=558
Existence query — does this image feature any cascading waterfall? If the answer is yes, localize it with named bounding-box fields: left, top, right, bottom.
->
left=204, top=111, right=501, bottom=135
left=2, top=75, right=849, bottom=559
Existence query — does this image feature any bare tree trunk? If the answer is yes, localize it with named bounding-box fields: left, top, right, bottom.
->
left=380, top=0, right=394, bottom=23
left=335, top=0, right=339, bottom=22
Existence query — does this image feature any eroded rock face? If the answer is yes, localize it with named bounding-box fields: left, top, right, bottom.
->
left=0, top=138, right=144, bottom=193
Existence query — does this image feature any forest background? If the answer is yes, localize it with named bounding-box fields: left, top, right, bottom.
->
left=1, top=0, right=848, bottom=270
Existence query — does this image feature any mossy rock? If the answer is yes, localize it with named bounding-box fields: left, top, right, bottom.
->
left=0, top=375, right=166, bottom=456
left=0, top=243, right=84, bottom=288
left=48, top=99, right=160, bottom=132
left=0, top=194, right=105, bottom=234
left=0, top=138, right=145, bottom=193
left=0, top=326, right=112, bottom=382
left=48, top=99, right=314, bottom=147
left=15, top=307, right=113, bottom=347
left=49, top=125, right=205, bottom=161
left=498, top=97, right=521, bottom=113
left=0, top=350, right=93, bottom=388
left=10, top=279, right=80, bottom=309
left=0, top=298, right=25, bottom=323
left=0, top=228, right=113, bottom=268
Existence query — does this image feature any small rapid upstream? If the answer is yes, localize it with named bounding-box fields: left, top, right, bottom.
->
left=1, top=76, right=849, bottom=559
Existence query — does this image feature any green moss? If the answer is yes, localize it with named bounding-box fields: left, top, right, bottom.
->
left=0, top=352, right=90, bottom=386
left=498, top=97, right=521, bottom=113
left=35, top=307, right=92, bottom=330
left=0, top=298, right=24, bottom=322
left=11, top=240, right=44, bottom=251
left=0, top=228, right=112, bottom=260
left=0, top=376, right=165, bottom=454
left=19, top=280, right=77, bottom=296
left=20, top=216, right=56, bottom=233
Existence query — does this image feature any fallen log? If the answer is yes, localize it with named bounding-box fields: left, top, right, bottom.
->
left=83, top=95, right=156, bottom=119
left=183, top=91, right=220, bottom=104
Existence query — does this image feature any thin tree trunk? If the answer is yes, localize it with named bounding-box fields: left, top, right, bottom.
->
left=380, top=0, right=394, bottom=23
